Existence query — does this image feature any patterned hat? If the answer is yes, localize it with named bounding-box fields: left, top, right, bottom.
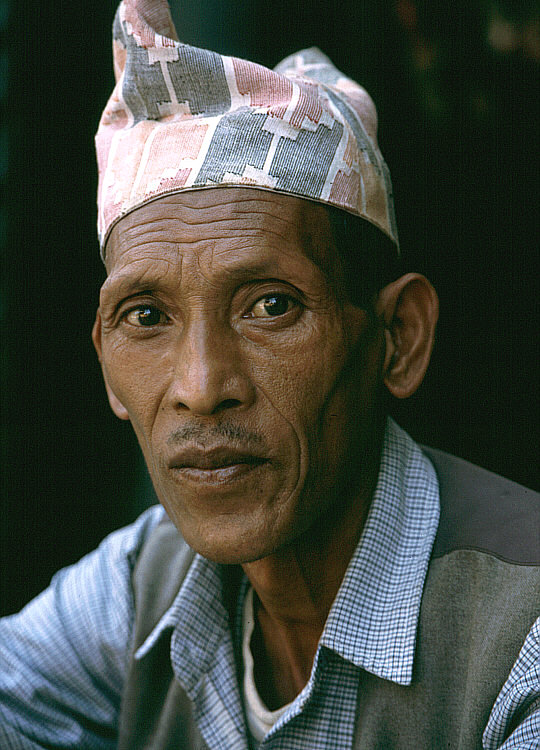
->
left=96, top=0, right=399, bottom=256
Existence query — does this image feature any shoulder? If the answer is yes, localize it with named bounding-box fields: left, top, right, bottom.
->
left=0, top=505, right=166, bottom=746
left=415, top=449, right=539, bottom=748
left=422, top=446, right=539, bottom=565
left=0, top=504, right=166, bottom=674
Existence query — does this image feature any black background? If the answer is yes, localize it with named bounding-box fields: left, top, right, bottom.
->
left=1, top=0, right=538, bottom=614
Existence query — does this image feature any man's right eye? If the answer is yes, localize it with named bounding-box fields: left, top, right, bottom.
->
left=124, top=305, right=167, bottom=327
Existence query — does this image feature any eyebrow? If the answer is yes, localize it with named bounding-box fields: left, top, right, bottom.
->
left=100, top=257, right=303, bottom=302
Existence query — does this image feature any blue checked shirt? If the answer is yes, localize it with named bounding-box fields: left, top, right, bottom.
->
left=0, top=419, right=538, bottom=748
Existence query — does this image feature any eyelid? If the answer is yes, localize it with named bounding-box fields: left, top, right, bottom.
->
left=118, top=299, right=170, bottom=330
left=242, top=278, right=305, bottom=297
left=114, top=291, right=160, bottom=313
left=245, top=291, right=303, bottom=320
left=102, top=287, right=160, bottom=317
left=123, top=305, right=164, bottom=325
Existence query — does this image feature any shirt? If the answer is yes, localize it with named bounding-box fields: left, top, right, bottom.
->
left=0, top=419, right=538, bottom=749
left=242, top=586, right=293, bottom=743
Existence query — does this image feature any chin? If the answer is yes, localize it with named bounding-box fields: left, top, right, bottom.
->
left=184, top=531, right=279, bottom=566
left=155, top=465, right=305, bottom=563
left=167, top=507, right=293, bottom=565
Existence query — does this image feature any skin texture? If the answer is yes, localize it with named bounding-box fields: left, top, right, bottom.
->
left=93, top=187, right=438, bottom=707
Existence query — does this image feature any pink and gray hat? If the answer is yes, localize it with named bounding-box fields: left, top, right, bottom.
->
left=96, top=0, right=399, bottom=256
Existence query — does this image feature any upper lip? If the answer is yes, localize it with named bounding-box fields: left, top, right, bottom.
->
left=167, top=446, right=267, bottom=471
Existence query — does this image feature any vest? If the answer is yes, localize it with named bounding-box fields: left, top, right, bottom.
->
left=117, top=448, right=540, bottom=749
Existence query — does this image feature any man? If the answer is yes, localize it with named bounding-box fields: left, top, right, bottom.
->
left=1, top=0, right=538, bottom=748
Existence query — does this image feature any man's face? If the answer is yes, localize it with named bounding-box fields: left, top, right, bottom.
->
left=95, top=189, right=385, bottom=564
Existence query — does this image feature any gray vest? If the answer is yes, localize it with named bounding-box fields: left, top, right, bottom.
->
left=117, top=449, right=540, bottom=749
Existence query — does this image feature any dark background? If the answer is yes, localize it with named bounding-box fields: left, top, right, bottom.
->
left=1, top=1, right=538, bottom=615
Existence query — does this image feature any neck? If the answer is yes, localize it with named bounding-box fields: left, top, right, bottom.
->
left=241, top=422, right=384, bottom=707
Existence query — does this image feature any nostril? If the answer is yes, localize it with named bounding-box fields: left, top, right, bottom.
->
left=216, top=399, right=242, bottom=412
left=173, top=397, right=243, bottom=415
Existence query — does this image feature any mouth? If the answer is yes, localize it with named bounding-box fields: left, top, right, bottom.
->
left=167, top=447, right=268, bottom=485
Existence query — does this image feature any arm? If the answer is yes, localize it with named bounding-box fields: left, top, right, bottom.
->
left=0, top=505, right=164, bottom=749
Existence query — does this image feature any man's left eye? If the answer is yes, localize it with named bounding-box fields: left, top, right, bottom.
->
left=249, top=295, right=296, bottom=318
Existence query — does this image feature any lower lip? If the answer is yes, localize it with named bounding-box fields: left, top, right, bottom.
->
left=170, top=461, right=267, bottom=485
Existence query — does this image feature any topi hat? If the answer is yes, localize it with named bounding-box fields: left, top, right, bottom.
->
left=96, top=0, right=399, bottom=256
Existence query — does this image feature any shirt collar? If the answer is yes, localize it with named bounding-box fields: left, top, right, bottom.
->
left=135, top=418, right=439, bottom=688
left=320, top=418, right=440, bottom=684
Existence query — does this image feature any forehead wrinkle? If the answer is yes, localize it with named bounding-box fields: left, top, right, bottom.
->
left=228, top=200, right=336, bottom=281
left=132, top=192, right=300, bottom=228
left=110, top=217, right=298, bottom=267
left=101, top=254, right=178, bottom=302
left=138, top=194, right=308, bottom=244
left=106, top=190, right=335, bottom=285
left=106, top=232, right=181, bottom=275
left=191, top=235, right=326, bottom=288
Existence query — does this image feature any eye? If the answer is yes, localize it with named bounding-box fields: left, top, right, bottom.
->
left=249, top=294, right=297, bottom=318
left=124, top=305, right=167, bottom=327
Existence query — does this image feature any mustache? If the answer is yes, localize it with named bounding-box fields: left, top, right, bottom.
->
left=167, top=421, right=265, bottom=449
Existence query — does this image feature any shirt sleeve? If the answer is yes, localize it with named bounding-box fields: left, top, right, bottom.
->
left=0, top=505, right=164, bottom=750
left=483, top=616, right=540, bottom=749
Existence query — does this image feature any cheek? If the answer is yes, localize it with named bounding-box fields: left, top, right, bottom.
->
left=317, top=331, right=384, bottom=464
left=102, top=336, right=172, bottom=437
left=248, top=319, right=350, bottom=449
left=281, top=315, right=383, bottom=489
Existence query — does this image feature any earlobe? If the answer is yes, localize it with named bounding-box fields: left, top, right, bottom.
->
left=103, top=377, right=130, bottom=421
left=91, top=311, right=103, bottom=361
left=376, top=273, right=439, bottom=399
left=92, top=310, right=130, bottom=421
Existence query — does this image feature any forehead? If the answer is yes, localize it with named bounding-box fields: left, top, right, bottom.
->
left=104, top=188, right=336, bottom=282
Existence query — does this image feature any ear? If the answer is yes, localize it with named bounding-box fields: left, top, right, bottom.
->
left=92, top=310, right=130, bottom=421
left=376, top=273, right=439, bottom=399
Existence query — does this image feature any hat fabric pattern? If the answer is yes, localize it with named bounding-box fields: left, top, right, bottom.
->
left=96, top=0, right=399, bottom=254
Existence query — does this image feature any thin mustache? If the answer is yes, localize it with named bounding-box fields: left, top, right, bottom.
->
left=167, top=422, right=264, bottom=448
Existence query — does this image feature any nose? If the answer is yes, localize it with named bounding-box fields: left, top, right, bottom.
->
left=167, top=319, right=255, bottom=416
